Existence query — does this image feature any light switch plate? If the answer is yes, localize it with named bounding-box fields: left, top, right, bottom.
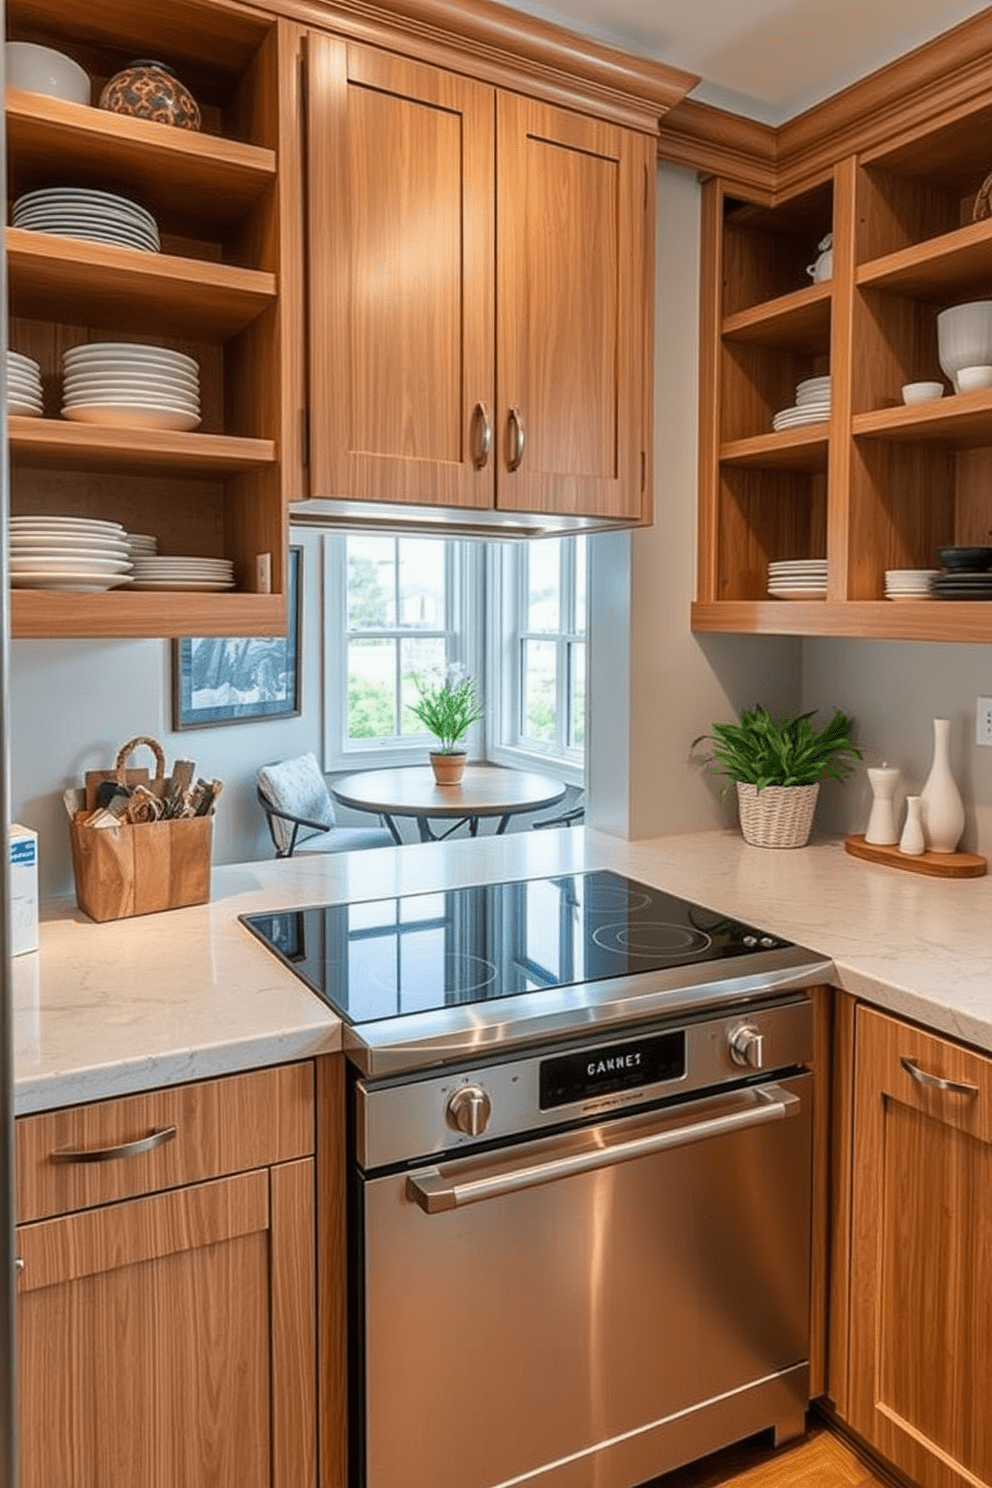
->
left=976, top=696, right=992, bottom=747
left=256, top=552, right=272, bottom=594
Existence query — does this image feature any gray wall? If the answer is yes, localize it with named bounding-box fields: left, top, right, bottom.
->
left=11, top=160, right=992, bottom=900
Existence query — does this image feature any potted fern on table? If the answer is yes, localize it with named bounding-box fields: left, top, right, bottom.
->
left=410, top=666, right=484, bottom=785
left=700, top=704, right=862, bottom=848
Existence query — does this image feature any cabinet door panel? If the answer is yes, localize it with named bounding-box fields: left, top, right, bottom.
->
left=17, top=1162, right=316, bottom=1488
left=849, top=1006, right=992, bottom=1488
left=497, top=94, right=650, bottom=519
left=308, top=35, right=495, bottom=508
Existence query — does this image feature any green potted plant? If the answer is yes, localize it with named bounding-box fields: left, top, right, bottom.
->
left=410, top=666, right=484, bottom=785
left=700, top=704, right=862, bottom=847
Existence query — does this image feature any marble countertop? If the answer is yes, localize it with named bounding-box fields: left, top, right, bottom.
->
left=13, top=826, right=992, bottom=1114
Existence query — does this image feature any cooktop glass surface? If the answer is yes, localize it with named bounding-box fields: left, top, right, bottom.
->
left=240, top=870, right=792, bottom=1026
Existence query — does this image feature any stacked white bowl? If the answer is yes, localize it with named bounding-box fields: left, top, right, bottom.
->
left=936, top=301, right=992, bottom=392
left=61, top=343, right=200, bottom=432
left=767, top=558, right=828, bottom=599
left=771, top=375, right=831, bottom=432
left=7, top=351, right=43, bottom=417
left=884, top=569, right=937, bottom=600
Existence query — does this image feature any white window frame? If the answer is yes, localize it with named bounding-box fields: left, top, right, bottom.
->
left=321, top=534, right=485, bottom=771
left=486, top=538, right=586, bottom=786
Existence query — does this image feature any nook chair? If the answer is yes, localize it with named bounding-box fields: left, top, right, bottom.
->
left=532, top=790, right=585, bottom=829
left=257, top=753, right=394, bottom=857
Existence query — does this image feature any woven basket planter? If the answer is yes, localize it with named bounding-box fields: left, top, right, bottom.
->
left=735, top=781, right=819, bottom=849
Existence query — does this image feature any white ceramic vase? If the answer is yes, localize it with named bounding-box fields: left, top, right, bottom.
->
left=899, top=795, right=925, bottom=855
left=864, top=765, right=900, bottom=845
left=918, top=717, right=965, bottom=853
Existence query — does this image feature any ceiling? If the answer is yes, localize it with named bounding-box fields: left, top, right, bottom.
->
left=501, top=0, right=992, bottom=124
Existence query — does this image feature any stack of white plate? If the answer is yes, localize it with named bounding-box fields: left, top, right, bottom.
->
left=12, top=187, right=160, bottom=252
left=885, top=568, right=937, bottom=600
left=767, top=558, right=828, bottom=600
left=8, top=351, right=43, bottom=417
left=61, top=343, right=200, bottom=432
left=772, top=374, right=831, bottom=432
left=127, top=532, right=158, bottom=559
left=8, top=515, right=134, bottom=592
left=131, top=555, right=234, bottom=592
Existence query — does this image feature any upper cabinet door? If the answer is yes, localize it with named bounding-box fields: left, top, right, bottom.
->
left=307, top=35, right=496, bottom=509
left=496, top=94, right=652, bottom=521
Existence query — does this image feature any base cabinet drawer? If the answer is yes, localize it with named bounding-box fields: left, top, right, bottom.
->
left=847, top=1005, right=992, bottom=1488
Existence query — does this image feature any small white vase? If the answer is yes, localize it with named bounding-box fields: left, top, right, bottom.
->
left=918, top=717, right=965, bottom=853
left=899, top=795, right=925, bottom=856
left=864, top=765, right=900, bottom=845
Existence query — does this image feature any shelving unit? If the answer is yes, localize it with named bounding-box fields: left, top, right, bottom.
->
left=694, top=96, right=992, bottom=642
left=5, top=0, right=302, bottom=639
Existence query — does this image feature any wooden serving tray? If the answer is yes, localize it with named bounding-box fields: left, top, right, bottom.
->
left=844, top=834, right=987, bottom=878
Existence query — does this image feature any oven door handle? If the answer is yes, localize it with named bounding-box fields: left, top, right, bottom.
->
left=406, top=1082, right=799, bottom=1214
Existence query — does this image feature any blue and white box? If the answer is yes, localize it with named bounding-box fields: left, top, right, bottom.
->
left=9, top=825, right=38, bottom=956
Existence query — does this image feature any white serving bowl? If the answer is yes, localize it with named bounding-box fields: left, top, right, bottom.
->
left=955, top=364, right=992, bottom=393
left=901, top=381, right=944, bottom=404
left=937, top=301, right=992, bottom=387
left=6, top=42, right=90, bottom=105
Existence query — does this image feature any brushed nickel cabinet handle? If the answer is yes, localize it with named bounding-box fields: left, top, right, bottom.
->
left=900, top=1057, right=979, bottom=1097
left=507, top=406, right=526, bottom=472
left=472, top=402, right=492, bottom=468
left=51, top=1125, right=178, bottom=1165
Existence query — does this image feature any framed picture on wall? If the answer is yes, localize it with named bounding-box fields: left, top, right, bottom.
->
left=172, top=547, right=302, bottom=729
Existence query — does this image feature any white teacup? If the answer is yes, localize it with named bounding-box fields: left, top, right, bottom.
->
left=901, top=381, right=945, bottom=404
left=956, top=364, right=992, bottom=393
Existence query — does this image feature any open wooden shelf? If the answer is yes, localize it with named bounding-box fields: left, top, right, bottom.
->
left=10, top=589, right=286, bottom=640
left=6, top=230, right=276, bottom=341
left=722, top=282, right=832, bottom=351
left=692, top=599, right=992, bottom=642
left=853, top=393, right=992, bottom=447
left=720, top=427, right=830, bottom=470
left=8, top=418, right=275, bottom=475
left=6, top=91, right=276, bottom=236
left=857, top=217, right=992, bottom=301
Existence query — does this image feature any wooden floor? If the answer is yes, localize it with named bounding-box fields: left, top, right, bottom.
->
left=643, top=1424, right=895, bottom=1488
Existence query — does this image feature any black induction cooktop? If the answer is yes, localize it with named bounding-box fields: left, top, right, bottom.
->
left=240, top=869, right=792, bottom=1027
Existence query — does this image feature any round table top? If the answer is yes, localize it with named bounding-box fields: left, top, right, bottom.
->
left=331, top=764, right=567, bottom=820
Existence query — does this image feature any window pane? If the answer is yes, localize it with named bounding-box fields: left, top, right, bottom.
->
left=570, top=641, right=586, bottom=747
left=400, top=636, right=448, bottom=735
left=399, top=538, right=445, bottom=628
left=574, top=539, right=587, bottom=635
left=527, top=543, right=560, bottom=632
left=347, top=638, right=397, bottom=739
left=523, top=639, right=557, bottom=741
left=347, top=536, right=395, bottom=628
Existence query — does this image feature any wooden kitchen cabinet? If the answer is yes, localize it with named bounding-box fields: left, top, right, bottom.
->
left=839, top=1004, right=992, bottom=1488
left=306, top=32, right=655, bottom=524
left=693, top=81, right=992, bottom=644
left=5, top=0, right=306, bottom=638
left=14, top=1063, right=317, bottom=1488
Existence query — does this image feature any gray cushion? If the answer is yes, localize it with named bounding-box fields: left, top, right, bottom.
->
left=295, top=824, right=395, bottom=854
left=257, top=753, right=336, bottom=854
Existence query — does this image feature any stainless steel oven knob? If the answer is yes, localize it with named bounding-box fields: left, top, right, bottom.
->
left=728, top=1025, right=764, bottom=1069
left=446, top=1084, right=492, bottom=1136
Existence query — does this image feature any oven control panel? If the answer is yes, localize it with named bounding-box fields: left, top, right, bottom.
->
left=355, top=995, right=814, bottom=1170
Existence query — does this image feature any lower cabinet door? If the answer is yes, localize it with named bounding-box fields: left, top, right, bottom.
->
left=849, top=1006, right=992, bottom=1488
left=16, top=1160, right=315, bottom=1488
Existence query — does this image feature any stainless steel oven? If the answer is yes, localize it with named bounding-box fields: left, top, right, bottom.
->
left=242, top=868, right=830, bottom=1488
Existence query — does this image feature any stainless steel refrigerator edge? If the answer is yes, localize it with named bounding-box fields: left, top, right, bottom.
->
left=0, top=15, right=20, bottom=1486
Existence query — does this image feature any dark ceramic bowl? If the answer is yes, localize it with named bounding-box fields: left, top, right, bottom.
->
left=937, top=545, right=992, bottom=572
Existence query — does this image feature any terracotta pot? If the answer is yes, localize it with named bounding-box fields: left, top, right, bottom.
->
left=99, top=59, right=201, bottom=131
left=429, top=751, right=466, bottom=786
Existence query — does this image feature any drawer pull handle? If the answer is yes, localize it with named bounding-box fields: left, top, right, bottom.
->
left=900, top=1057, right=979, bottom=1098
left=51, top=1125, right=178, bottom=1165
left=507, top=406, right=526, bottom=472
left=472, top=401, right=492, bottom=469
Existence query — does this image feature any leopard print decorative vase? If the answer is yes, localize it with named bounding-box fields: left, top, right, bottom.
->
left=99, top=59, right=201, bottom=131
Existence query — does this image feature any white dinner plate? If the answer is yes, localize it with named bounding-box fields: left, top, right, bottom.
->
left=15, top=185, right=157, bottom=217
left=131, top=578, right=235, bottom=591
left=7, top=350, right=40, bottom=371
left=64, top=343, right=199, bottom=373
left=10, top=553, right=132, bottom=573
left=9, top=571, right=134, bottom=591
left=10, top=535, right=131, bottom=555
left=64, top=375, right=199, bottom=398
left=16, top=224, right=159, bottom=253
left=61, top=404, right=201, bottom=432
left=7, top=402, right=43, bottom=418
left=11, top=515, right=125, bottom=532
left=62, top=389, right=200, bottom=411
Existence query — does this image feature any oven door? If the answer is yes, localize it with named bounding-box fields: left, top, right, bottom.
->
left=358, top=1072, right=812, bottom=1488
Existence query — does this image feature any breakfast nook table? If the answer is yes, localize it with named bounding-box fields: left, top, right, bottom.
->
left=330, top=764, right=567, bottom=843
